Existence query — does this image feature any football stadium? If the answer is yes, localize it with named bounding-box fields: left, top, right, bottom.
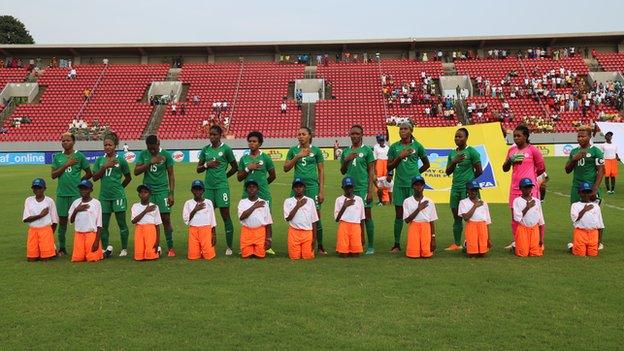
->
left=1, top=2, right=623, bottom=349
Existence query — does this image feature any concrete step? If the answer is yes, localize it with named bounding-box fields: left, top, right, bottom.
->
left=301, top=103, right=315, bottom=132
left=141, top=104, right=166, bottom=139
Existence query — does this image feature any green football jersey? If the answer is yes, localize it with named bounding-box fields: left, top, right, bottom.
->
left=136, top=149, right=174, bottom=194
left=286, top=145, right=324, bottom=187
left=569, top=145, right=604, bottom=187
left=93, top=154, right=130, bottom=200
left=340, top=145, right=375, bottom=189
left=238, top=152, right=275, bottom=195
left=198, top=143, right=236, bottom=189
left=447, top=146, right=481, bottom=191
left=51, top=150, right=90, bottom=196
left=387, top=140, right=427, bottom=187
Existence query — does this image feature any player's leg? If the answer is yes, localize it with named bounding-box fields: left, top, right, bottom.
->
left=161, top=213, right=175, bottom=256
left=101, top=211, right=112, bottom=257
left=364, top=207, right=374, bottom=254
left=55, top=196, right=74, bottom=255
left=114, top=211, right=130, bottom=255
left=392, top=205, right=403, bottom=252
left=214, top=187, right=234, bottom=255
left=306, top=186, right=326, bottom=254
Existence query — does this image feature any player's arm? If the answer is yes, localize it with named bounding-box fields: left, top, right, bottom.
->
left=264, top=224, right=273, bottom=250
left=593, top=164, right=604, bottom=194
left=92, top=226, right=102, bottom=252
left=283, top=150, right=299, bottom=172
left=267, top=168, right=276, bottom=184
left=81, top=166, right=93, bottom=181
left=317, top=162, right=325, bottom=204
left=367, top=161, right=375, bottom=202
left=236, top=159, right=249, bottom=181
left=226, top=160, right=238, bottom=178
left=121, top=172, right=132, bottom=188
left=51, top=156, right=76, bottom=179
left=430, top=221, right=436, bottom=251
left=69, top=203, right=88, bottom=224
left=311, top=221, right=317, bottom=250
left=154, top=225, right=160, bottom=251
left=418, top=153, right=430, bottom=174
left=521, top=199, right=535, bottom=217
left=167, top=166, right=175, bottom=206
left=404, top=207, right=421, bottom=223
left=598, top=228, right=603, bottom=243
left=360, top=219, right=366, bottom=246
left=565, top=151, right=586, bottom=174
left=473, top=158, right=483, bottom=178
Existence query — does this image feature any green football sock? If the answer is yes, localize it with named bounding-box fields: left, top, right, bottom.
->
left=101, top=212, right=112, bottom=248
left=224, top=217, right=234, bottom=248
left=164, top=228, right=174, bottom=249
left=365, top=219, right=375, bottom=248
left=453, top=217, right=463, bottom=246
left=115, top=211, right=129, bottom=249
left=316, top=219, right=324, bottom=246
left=57, top=221, right=68, bottom=250
left=393, top=218, right=403, bottom=245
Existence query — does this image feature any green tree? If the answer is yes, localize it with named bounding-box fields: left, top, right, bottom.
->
left=0, top=15, right=34, bottom=44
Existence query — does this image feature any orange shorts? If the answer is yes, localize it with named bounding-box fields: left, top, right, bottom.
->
left=71, top=231, right=103, bottom=262
left=514, top=224, right=543, bottom=257
left=188, top=225, right=215, bottom=260
left=288, top=226, right=314, bottom=260
left=134, top=224, right=159, bottom=261
left=406, top=221, right=433, bottom=258
left=375, top=159, right=390, bottom=202
left=336, top=221, right=363, bottom=254
left=27, top=225, right=56, bottom=259
left=465, top=221, right=489, bottom=255
left=605, top=159, right=618, bottom=177
left=241, top=226, right=266, bottom=258
left=572, top=228, right=599, bottom=257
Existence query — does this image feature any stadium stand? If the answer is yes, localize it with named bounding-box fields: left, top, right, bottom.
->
left=595, top=52, right=624, bottom=72
left=0, top=67, right=28, bottom=87
left=1, top=64, right=168, bottom=141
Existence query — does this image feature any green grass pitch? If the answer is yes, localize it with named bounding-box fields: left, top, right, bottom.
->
left=0, top=158, right=622, bottom=350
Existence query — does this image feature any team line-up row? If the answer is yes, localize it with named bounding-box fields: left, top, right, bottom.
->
left=22, top=123, right=616, bottom=261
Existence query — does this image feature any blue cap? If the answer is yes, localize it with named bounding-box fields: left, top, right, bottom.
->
left=411, top=175, right=426, bottom=185
left=578, top=182, right=593, bottom=192
left=77, top=179, right=93, bottom=189
left=245, top=179, right=259, bottom=187
left=136, top=184, right=151, bottom=192
left=191, top=179, right=205, bottom=189
left=31, top=178, right=46, bottom=188
left=292, top=177, right=305, bottom=187
left=519, top=178, right=534, bottom=188
left=376, top=135, right=386, bottom=142
left=342, top=176, right=354, bottom=187
left=466, top=180, right=481, bottom=190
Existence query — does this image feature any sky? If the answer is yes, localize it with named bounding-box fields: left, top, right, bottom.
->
left=3, top=0, right=624, bottom=44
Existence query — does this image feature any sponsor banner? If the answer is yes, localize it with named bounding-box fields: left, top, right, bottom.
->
left=555, top=143, right=576, bottom=157
left=0, top=152, right=46, bottom=165
left=535, top=144, right=555, bottom=157
left=388, top=122, right=510, bottom=203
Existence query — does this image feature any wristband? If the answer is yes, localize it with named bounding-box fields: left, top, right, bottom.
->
left=245, top=166, right=250, bottom=173
left=431, top=234, right=436, bottom=238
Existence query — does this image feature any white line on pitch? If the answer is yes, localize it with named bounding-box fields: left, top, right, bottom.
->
left=548, top=190, right=624, bottom=211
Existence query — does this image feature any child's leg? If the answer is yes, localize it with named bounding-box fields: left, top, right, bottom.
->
left=252, top=227, right=266, bottom=258
left=419, top=224, right=433, bottom=258
left=85, top=232, right=103, bottom=262
left=477, top=222, right=489, bottom=255
left=336, top=222, right=349, bottom=255
left=405, top=222, right=422, bottom=258
left=39, top=226, right=56, bottom=259
left=349, top=223, right=364, bottom=255
left=514, top=226, right=528, bottom=257
left=115, top=212, right=130, bottom=250
left=198, top=226, right=215, bottom=260
left=587, top=229, right=599, bottom=257
left=287, top=227, right=302, bottom=260
left=572, top=228, right=587, bottom=256
left=240, top=227, right=253, bottom=258
left=134, top=225, right=145, bottom=261
left=528, top=227, right=543, bottom=257
left=71, top=233, right=86, bottom=262
left=26, top=227, right=40, bottom=260
left=464, top=221, right=477, bottom=256
left=188, top=227, right=201, bottom=260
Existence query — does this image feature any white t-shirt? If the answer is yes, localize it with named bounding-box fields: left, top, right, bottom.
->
left=334, top=195, right=365, bottom=224
left=69, top=198, right=102, bottom=232
left=131, top=202, right=163, bottom=225
left=570, top=202, right=604, bottom=229
left=238, top=198, right=273, bottom=228
left=457, top=198, right=491, bottom=224
left=599, top=143, right=618, bottom=160
left=512, top=196, right=545, bottom=227
left=403, top=196, right=438, bottom=223
left=22, top=196, right=59, bottom=228
left=373, top=144, right=389, bottom=161
left=182, top=199, right=217, bottom=227
left=283, top=196, right=319, bottom=230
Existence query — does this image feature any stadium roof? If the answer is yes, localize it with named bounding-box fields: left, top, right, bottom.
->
left=2, top=31, right=623, bottom=55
